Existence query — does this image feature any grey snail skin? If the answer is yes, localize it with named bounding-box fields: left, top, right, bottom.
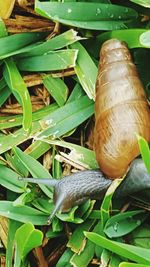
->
left=20, top=159, right=150, bottom=223
left=20, top=39, right=150, bottom=223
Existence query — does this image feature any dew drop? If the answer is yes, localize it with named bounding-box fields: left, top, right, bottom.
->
left=45, top=119, right=53, bottom=126
left=113, top=222, right=119, bottom=232
left=118, top=15, right=122, bottom=19
left=96, top=8, right=101, bottom=16
left=67, top=8, right=72, bottom=13
left=136, top=220, right=141, bottom=226
left=110, top=14, right=114, bottom=18
left=27, top=188, right=31, bottom=193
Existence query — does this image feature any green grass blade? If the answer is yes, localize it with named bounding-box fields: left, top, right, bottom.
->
left=70, top=222, right=102, bottom=267
left=0, top=32, right=45, bottom=59
left=129, top=0, right=150, bottom=8
left=67, top=220, right=95, bottom=253
left=32, top=198, right=54, bottom=215
left=6, top=220, right=22, bottom=267
left=137, top=135, right=150, bottom=173
left=100, top=250, right=122, bottom=267
left=17, top=49, right=78, bottom=72
left=130, top=225, right=150, bottom=249
left=0, top=96, right=93, bottom=154
left=38, top=95, right=94, bottom=138
left=57, top=206, right=83, bottom=224
left=21, top=29, right=82, bottom=57
left=70, top=239, right=95, bottom=267
left=0, top=77, right=6, bottom=90
left=97, top=29, right=148, bottom=48
left=0, top=103, right=58, bottom=130
left=0, top=201, right=48, bottom=225
left=67, top=83, right=85, bottom=103
left=24, top=83, right=84, bottom=159
left=14, top=147, right=53, bottom=198
left=0, top=122, right=40, bottom=155
left=104, top=210, right=147, bottom=238
left=35, top=139, right=98, bottom=169
left=0, top=86, right=11, bottom=107
left=3, top=58, right=32, bottom=132
left=35, top=1, right=138, bottom=30
left=85, top=232, right=150, bottom=265
left=0, top=17, right=8, bottom=37
left=140, top=30, right=150, bottom=48
left=100, top=179, right=122, bottom=231
left=120, top=263, right=149, bottom=267
left=25, top=140, right=51, bottom=159
left=0, top=164, right=26, bottom=193
left=43, top=76, right=68, bottom=107
left=0, top=72, right=11, bottom=108
left=14, top=222, right=43, bottom=267
left=70, top=42, right=97, bottom=99
left=56, top=249, right=73, bottom=267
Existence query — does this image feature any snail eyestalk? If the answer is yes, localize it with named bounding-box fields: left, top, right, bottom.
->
left=19, top=177, right=58, bottom=186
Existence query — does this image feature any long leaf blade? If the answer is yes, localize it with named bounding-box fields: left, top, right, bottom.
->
left=17, top=50, right=78, bottom=72
left=70, top=42, right=97, bottom=99
left=35, top=1, right=138, bottom=30
left=97, top=29, right=148, bottom=48
left=85, top=232, right=150, bottom=265
left=21, top=29, right=82, bottom=57
left=3, top=58, right=32, bottom=131
left=0, top=32, right=45, bottom=59
left=38, top=95, right=94, bottom=138
left=0, top=201, right=48, bottom=225
left=43, top=76, right=68, bottom=107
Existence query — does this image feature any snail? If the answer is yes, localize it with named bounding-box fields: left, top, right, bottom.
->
left=95, top=39, right=150, bottom=178
left=20, top=39, right=150, bottom=223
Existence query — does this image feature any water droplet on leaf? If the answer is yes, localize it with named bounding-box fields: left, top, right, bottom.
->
left=136, top=220, right=141, bottom=226
left=113, top=222, right=119, bottom=231
left=96, top=8, right=101, bottom=15
left=67, top=8, right=72, bottom=13
left=125, top=8, right=129, bottom=13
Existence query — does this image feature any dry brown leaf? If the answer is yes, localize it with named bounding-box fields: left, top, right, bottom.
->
left=4, top=15, right=54, bottom=33
left=0, top=256, right=6, bottom=267
left=34, top=246, right=48, bottom=267
left=0, top=216, right=8, bottom=248
left=17, top=0, right=34, bottom=7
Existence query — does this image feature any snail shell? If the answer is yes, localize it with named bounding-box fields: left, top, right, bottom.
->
left=94, top=39, right=150, bottom=178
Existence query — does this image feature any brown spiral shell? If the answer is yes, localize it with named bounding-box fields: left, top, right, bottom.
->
left=94, top=39, right=150, bottom=179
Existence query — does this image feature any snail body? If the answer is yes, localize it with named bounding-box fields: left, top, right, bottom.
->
left=21, top=170, right=112, bottom=221
left=94, top=39, right=150, bottom=178
left=21, top=159, right=150, bottom=222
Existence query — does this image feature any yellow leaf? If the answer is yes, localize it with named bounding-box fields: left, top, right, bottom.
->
left=0, top=0, right=15, bottom=19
